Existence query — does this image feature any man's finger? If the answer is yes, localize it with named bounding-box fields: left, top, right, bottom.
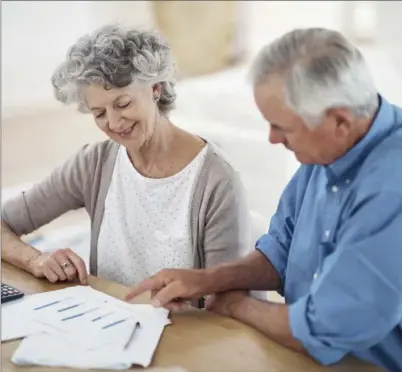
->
left=204, top=294, right=216, bottom=310
left=164, top=301, right=192, bottom=312
left=150, top=289, right=158, bottom=299
left=125, top=277, right=163, bottom=301
left=65, top=249, right=88, bottom=285
left=152, top=282, right=186, bottom=308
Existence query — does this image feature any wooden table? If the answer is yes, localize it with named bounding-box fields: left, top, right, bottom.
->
left=1, top=262, right=381, bottom=372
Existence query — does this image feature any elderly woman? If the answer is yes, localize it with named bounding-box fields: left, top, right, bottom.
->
left=1, top=25, right=250, bottom=293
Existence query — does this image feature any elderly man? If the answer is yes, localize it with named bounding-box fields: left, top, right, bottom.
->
left=126, top=28, right=402, bottom=371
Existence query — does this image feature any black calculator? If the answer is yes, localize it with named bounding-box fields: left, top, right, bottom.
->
left=1, top=283, right=25, bottom=303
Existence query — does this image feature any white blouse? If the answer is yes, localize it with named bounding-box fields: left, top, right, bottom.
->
left=97, top=145, right=208, bottom=286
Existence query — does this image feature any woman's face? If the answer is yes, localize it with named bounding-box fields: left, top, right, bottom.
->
left=84, top=83, right=161, bottom=147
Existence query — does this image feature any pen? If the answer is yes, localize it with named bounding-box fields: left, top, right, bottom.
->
left=124, top=321, right=141, bottom=350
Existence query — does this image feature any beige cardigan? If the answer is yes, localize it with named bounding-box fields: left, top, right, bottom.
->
left=2, top=140, right=250, bottom=277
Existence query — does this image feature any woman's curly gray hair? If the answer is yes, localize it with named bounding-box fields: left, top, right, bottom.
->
left=51, top=25, right=177, bottom=114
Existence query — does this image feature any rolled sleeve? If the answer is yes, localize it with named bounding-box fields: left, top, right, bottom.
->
left=256, top=234, right=289, bottom=295
left=254, top=167, right=305, bottom=294
left=289, top=295, right=346, bottom=365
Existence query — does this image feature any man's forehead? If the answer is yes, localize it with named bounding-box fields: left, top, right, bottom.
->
left=254, top=78, right=287, bottom=111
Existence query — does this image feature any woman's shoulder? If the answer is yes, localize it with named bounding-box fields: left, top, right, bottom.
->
left=202, top=142, right=242, bottom=186
left=77, top=139, right=118, bottom=160
left=69, top=139, right=119, bottom=169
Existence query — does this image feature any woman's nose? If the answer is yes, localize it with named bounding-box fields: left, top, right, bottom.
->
left=107, top=110, right=125, bottom=132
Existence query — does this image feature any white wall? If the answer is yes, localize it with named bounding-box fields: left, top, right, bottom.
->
left=2, top=1, right=90, bottom=116
left=3, top=1, right=399, bottom=119
left=246, top=1, right=345, bottom=56
left=1, top=1, right=154, bottom=118
left=376, top=1, right=402, bottom=66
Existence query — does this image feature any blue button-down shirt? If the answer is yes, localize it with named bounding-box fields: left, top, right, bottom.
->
left=256, top=96, right=402, bottom=371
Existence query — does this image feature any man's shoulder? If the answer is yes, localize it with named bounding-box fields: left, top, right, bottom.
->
left=356, top=124, right=402, bottom=196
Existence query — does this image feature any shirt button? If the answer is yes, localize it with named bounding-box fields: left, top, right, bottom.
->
left=324, top=230, right=330, bottom=239
left=313, top=272, right=318, bottom=280
left=331, top=185, right=339, bottom=193
left=345, top=179, right=351, bottom=185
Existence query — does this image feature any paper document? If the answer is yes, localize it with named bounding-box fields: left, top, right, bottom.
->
left=3, top=285, right=170, bottom=369
left=1, top=297, right=42, bottom=341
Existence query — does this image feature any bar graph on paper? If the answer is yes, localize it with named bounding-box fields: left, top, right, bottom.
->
left=31, top=296, right=136, bottom=350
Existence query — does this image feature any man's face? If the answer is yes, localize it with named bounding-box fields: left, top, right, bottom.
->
left=253, top=76, right=356, bottom=165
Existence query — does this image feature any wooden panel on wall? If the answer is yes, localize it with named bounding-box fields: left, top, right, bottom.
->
left=153, top=1, right=241, bottom=78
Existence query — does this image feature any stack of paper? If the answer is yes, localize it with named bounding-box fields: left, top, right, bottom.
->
left=2, top=286, right=170, bottom=370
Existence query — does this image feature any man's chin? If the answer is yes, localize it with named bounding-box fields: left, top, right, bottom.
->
left=294, top=152, right=313, bottom=164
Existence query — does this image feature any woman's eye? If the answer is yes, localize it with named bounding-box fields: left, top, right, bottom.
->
left=117, top=101, right=131, bottom=109
left=95, top=112, right=105, bottom=119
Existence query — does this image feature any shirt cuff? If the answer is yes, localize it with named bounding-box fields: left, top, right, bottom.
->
left=289, top=295, right=346, bottom=365
left=255, top=234, right=288, bottom=296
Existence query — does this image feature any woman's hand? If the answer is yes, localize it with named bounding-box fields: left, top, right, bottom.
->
left=28, top=248, right=88, bottom=285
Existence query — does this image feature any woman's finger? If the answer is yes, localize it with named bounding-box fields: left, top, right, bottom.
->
left=64, top=249, right=88, bottom=285
left=53, top=250, right=78, bottom=281
left=42, top=265, right=60, bottom=283
left=45, top=256, right=67, bottom=281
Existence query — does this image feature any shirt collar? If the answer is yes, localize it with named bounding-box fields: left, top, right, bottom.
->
left=325, top=95, right=395, bottom=180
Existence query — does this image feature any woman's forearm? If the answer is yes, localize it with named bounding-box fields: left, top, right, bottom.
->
left=1, top=221, right=40, bottom=273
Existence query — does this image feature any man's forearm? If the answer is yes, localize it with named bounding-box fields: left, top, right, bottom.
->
left=1, top=221, right=40, bottom=273
left=232, top=296, right=306, bottom=354
left=205, top=250, right=282, bottom=294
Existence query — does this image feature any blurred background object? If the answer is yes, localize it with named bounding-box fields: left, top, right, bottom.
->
left=2, top=1, right=402, bottom=278
left=153, top=1, right=245, bottom=77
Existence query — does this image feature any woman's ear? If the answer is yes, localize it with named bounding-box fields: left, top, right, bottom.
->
left=152, top=83, right=162, bottom=95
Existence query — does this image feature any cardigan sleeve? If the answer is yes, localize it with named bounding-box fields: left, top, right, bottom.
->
left=202, top=164, right=251, bottom=268
left=1, top=143, right=99, bottom=236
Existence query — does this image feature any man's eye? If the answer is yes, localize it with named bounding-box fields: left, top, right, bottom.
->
left=95, top=112, right=105, bottom=119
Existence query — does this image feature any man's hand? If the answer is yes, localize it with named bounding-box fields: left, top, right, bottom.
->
left=205, top=290, right=249, bottom=318
left=28, top=248, right=88, bottom=285
left=125, top=268, right=214, bottom=310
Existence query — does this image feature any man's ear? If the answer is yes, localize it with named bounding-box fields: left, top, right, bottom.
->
left=326, top=107, right=354, bottom=137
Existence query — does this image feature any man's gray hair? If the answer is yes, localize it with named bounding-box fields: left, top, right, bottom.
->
left=250, top=28, right=378, bottom=126
left=51, top=25, right=177, bottom=114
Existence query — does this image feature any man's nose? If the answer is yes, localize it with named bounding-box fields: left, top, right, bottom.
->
left=269, top=128, right=285, bottom=145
